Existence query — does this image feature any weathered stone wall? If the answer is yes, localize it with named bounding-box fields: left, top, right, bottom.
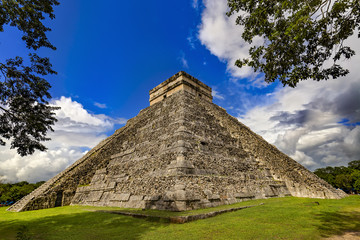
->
left=7, top=101, right=160, bottom=212
left=70, top=90, right=292, bottom=211
left=200, top=98, right=346, bottom=199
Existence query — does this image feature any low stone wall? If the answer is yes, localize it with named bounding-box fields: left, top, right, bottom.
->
left=95, top=203, right=264, bottom=224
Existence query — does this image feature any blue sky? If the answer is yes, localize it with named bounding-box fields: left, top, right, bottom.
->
left=46, top=1, right=231, bottom=116
left=1, top=0, right=359, bottom=183
left=36, top=0, right=278, bottom=120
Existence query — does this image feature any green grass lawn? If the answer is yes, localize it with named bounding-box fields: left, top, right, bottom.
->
left=1, top=196, right=359, bottom=240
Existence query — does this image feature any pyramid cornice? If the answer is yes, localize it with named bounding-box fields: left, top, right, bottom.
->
left=149, top=71, right=212, bottom=105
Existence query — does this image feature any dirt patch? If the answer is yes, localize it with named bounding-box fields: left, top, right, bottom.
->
left=324, top=231, right=360, bottom=239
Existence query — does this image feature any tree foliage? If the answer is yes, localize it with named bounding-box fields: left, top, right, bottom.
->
left=0, top=0, right=60, bottom=156
left=314, top=160, right=360, bottom=193
left=0, top=181, right=44, bottom=204
left=227, top=0, right=360, bottom=87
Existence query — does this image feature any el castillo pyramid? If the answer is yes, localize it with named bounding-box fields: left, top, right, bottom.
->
left=8, top=71, right=346, bottom=212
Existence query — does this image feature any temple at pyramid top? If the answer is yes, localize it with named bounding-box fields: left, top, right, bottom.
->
left=149, top=71, right=213, bottom=105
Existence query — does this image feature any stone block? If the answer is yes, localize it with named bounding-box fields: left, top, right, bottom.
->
left=112, top=174, right=126, bottom=179
left=226, top=198, right=237, bottom=204
left=177, top=140, right=185, bottom=147
left=89, top=183, right=106, bottom=191
left=186, top=190, right=201, bottom=201
left=208, top=194, right=220, bottom=200
left=110, top=193, right=131, bottom=202
left=108, top=193, right=117, bottom=201
left=71, top=193, right=83, bottom=203
left=175, top=201, right=187, bottom=211
left=107, top=182, right=117, bottom=189
left=76, top=186, right=88, bottom=193
left=126, top=200, right=146, bottom=209
left=204, top=189, right=212, bottom=197
left=163, top=191, right=175, bottom=201
left=87, top=191, right=103, bottom=202
left=111, top=148, right=135, bottom=159
left=199, top=199, right=212, bottom=208
left=174, top=184, right=185, bottom=190
left=264, top=187, right=277, bottom=197
left=95, top=168, right=107, bottom=175
left=100, top=192, right=112, bottom=204
left=91, top=175, right=104, bottom=183
left=129, top=195, right=144, bottom=201
left=144, top=195, right=160, bottom=201
left=119, top=193, right=131, bottom=201
left=98, top=183, right=109, bottom=191
left=174, top=190, right=186, bottom=201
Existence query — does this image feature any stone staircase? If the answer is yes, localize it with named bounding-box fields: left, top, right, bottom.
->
left=7, top=123, right=132, bottom=212
left=7, top=181, right=51, bottom=212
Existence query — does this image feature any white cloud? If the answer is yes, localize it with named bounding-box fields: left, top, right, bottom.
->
left=198, top=0, right=262, bottom=80
left=344, top=126, right=360, bottom=157
left=212, top=89, right=225, bottom=100
left=0, top=147, right=85, bottom=183
left=94, top=102, right=107, bottom=109
left=290, top=151, right=318, bottom=168
left=187, top=35, right=196, bottom=49
left=198, top=0, right=360, bottom=170
left=178, top=51, right=189, bottom=69
left=53, top=96, right=111, bottom=128
left=192, top=0, right=199, bottom=10
left=237, top=50, right=360, bottom=170
left=0, top=97, right=126, bottom=183
left=112, top=117, right=127, bottom=125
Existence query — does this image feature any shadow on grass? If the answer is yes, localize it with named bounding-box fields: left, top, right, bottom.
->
left=316, top=210, right=360, bottom=238
left=1, top=210, right=169, bottom=240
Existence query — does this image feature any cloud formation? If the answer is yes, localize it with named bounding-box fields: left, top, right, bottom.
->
left=198, top=0, right=360, bottom=170
left=94, top=102, right=107, bottom=109
left=187, top=35, right=196, bottom=49
left=198, top=0, right=262, bottom=80
left=191, top=0, right=199, bottom=10
left=238, top=40, right=360, bottom=170
left=212, top=89, right=225, bottom=100
left=178, top=51, right=189, bottom=69
left=0, top=97, right=126, bottom=183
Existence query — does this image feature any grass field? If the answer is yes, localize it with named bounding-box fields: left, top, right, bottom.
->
left=1, top=196, right=359, bottom=240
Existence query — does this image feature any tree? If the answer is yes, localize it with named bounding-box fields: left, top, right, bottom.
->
left=335, top=174, right=352, bottom=192
left=0, top=181, right=43, bottom=203
left=314, top=166, right=336, bottom=186
left=314, top=161, right=360, bottom=194
left=227, top=0, right=360, bottom=87
left=354, top=178, right=360, bottom=193
left=348, top=160, right=360, bottom=170
left=0, top=0, right=60, bottom=156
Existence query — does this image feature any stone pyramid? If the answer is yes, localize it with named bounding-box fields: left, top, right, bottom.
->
left=8, top=71, right=345, bottom=212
